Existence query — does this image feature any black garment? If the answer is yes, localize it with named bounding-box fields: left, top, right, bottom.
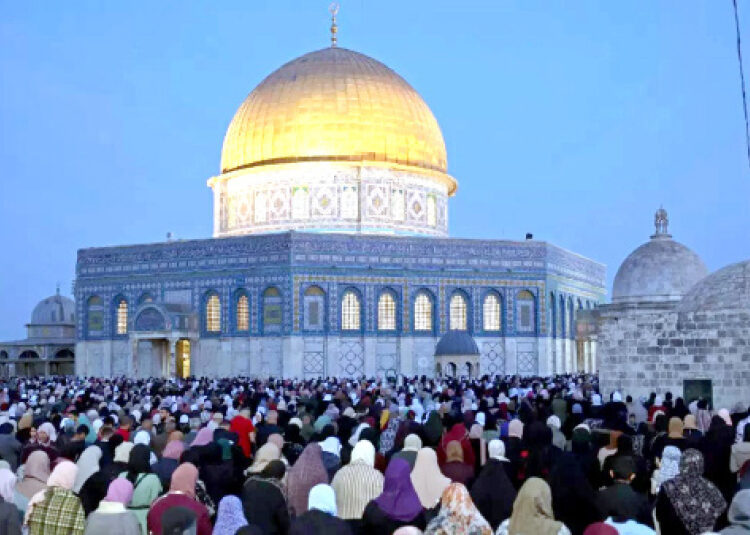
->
left=290, top=510, right=352, bottom=535
left=703, top=420, right=736, bottom=501
left=470, top=459, right=516, bottom=531
left=93, top=439, right=115, bottom=468
left=549, top=453, right=600, bottom=535
left=361, top=501, right=426, bottom=535
left=78, top=471, right=112, bottom=516
left=595, top=482, right=652, bottom=527
left=502, top=436, right=523, bottom=488
left=256, top=423, right=283, bottom=449
left=241, top=478, right=290, bottom=535
left=153, top=457, right=179, bottom=489
left=198, top=443, right=240, bottom=504
left=0, top=497, right=22, bottom=535
left=0, top=433, right=22, bottom=471
left=655, top=487, right=691, bottom=535
left=124, top=444, right=152, bottom=484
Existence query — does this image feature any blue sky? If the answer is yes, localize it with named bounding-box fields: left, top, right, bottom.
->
left=1, top=1, right=748, bottom=340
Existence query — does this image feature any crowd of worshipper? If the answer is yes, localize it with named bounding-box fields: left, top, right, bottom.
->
left=0, top=374, right=749, bottom=535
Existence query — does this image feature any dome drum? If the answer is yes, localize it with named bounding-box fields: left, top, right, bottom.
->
left=211, top=161, right=449, bottom=237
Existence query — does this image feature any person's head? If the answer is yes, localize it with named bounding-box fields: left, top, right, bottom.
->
left=679, top=448, right=704, bottom=477
left=609, top=456, right=635, bottom=483
left=445, top=440, right=464, bottom=463
left=140, top=418, right=153, bottom=432
left=616, top=434, right=633, bottom=455
left=119, top=416, right=131, bottom=430
left=170, top=462, right=198, bottom=499
left=488, top=439, right=506, bottom=461
left=99, top=425, right=114, bottom=440
left=74, top=425, right=88, bottom=441
left=104, top=478, right=134, bottom=505
left=308, top=483, right=337, bottom=516
left=0, top=468, right=17, bottom=502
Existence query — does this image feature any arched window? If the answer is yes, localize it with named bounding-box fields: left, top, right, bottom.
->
left=87, top=296, right=104, bottom=335
left=303, top=286, right=325, bottom=331
left=483, top=292, right=501, bottom=331
left=116, top=298, right=128, bottom=335
left=263, top=287, right=282, bottom=331
left=236, top=294, right=249, bottom=332
left=206, top=293, right=221, bottom=333
left=341, top=290, right=361, bottom=331
left=414, top=292, right=433, bottom=332
left=516, top=290, right=536, bottom=333
left=449, top=293, right=468, bottom=331
left=378, top=291, right=397, bottom=331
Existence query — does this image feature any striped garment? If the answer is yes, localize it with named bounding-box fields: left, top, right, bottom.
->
left=331, top=460, right=384, bottom=519
left=27, top=487, right=86, bottom=535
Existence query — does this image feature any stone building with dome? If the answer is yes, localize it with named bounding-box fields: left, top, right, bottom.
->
left=73, top=37, right=605, bottom=380
left=586, top=209, right=750, bottom=409
left=0, top=289, right=76, bottom=377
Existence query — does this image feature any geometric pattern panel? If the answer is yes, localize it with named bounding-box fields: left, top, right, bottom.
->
left=517, top=341, right=537, bottom=375
left=303, top=337, right=326, bottom=378
left=481, top=341, right=505, bottom=376
left=376, top=337, right=399, bottom=378
left=339, top=339, right=364, bottom=377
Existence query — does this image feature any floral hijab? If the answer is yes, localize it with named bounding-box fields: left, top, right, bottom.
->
left=662, top=448, right=726, bottom=535
left=380, top=415, right=401, bottom=454
left=424, top=483, right=492, bottom=535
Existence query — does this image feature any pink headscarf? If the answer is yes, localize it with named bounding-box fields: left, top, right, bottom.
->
left=190, top=427, right=213, bottom=448
left=163, top=440, right=186, bottom=460
left=104, top=478, right=134, bottom=505
left=25, top=460, right=78, bottom=524
left=170, top=462, right=198, bottom=499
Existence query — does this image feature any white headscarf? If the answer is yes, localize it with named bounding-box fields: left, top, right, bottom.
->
left=488, top=439, right=509, bottom=462
left=350, top=440, right=376, bottom=467
left=308, top=483, right=337, bottom=516
left=73, top=445, right=102, bottom=493
left=320, top=436, right=341, bottom=457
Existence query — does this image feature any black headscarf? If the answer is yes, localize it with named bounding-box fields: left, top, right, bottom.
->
left=470, top=457, right=517, bottom=530
left=549, top=452, right=599, bottom=535
left=126, top=444, right=152, bottom=483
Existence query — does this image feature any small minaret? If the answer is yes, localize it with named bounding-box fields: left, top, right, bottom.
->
left=651, top=206, right=672, bottom=239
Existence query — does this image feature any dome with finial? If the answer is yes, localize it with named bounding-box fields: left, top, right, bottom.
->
left=29, top=287, right=76, bottom=326
left=612, top=209, right=708, bottom=304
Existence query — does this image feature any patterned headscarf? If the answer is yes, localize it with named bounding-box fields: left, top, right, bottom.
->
left=424, top=482, right=492, bottom=535
left=213, top=495, right=248, bottom=535
left=662, top=449, right=726, bottom=535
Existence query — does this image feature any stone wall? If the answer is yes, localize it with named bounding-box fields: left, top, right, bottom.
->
left=598, top=304, right=750, bottom=409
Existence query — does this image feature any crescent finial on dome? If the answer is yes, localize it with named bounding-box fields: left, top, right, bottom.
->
left=329, top=3, right=339, bottom=47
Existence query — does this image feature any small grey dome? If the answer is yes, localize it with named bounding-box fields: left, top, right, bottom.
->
left=678, top=259, right=750, bottom=312
left=612, top=209, right=708, bottom=304
left=31, top=292, right=75, bottom=325
left=434, top=331, right=479, bottom=356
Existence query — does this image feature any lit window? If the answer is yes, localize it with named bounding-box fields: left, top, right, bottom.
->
left=427, top=195, right=437, bottom=226
left=378, top=292, right=396, bottom=331
left=517, top=290, right=536, bottom=332
left=237, top=294, right=249, bottom=331
left=87, top=296, right=104, bottom=335
left=341, top=290, right=361, bottom=331
left=483, top=293, right=501, bottom=331
left=449, top=293, right=467, bottom=330
left=263, top=287, right=282, bottom=330
left=116, top=299, right=128, bottom=335
left=414, top=292, right=433, bottom=331
left=206, top=294, right=221, bottom=332
left=303, top=286, right=325, bottom=331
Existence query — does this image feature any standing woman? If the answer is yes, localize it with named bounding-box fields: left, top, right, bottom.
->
left=424, top=482, right=492, bottom=535
left=410, top=448, right=451, bottom=517
left=496, top=477, right=572, bottom=535
left=212, top=496, right=248, bottom=535
left=655, top=448, right=726, bottom=535
left=120, top=444, right=162, bottom=535
left=83, top=479, right=140, bottom=535
left=242, top=460, right=290, bottom=535
left=25, top=460, right=86, bottom=535
left=0, top=468, right=21, bottom=535
left=146, top=463, right=212, bottom=535
left=13, top=449, right=50, bottom=515
left=286, top=443, right=329, bottom=518
left=362, top=458, right=426, bottom=535
left=331, top=440, right=384, bottom=533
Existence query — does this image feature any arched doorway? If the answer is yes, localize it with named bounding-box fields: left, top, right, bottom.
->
left=435, top=362, right=442, bottom=376
left=19, top=350, right=43, bottom=376
left=51, top=349, right=75, bottom=375
left=464, top=361, right=473, bottom=378
left=447, top=362, right=457, bottom=377
left=176, top=339, right=191, bottom=379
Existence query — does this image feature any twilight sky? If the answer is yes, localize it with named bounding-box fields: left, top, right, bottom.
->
left=1, top=1, right=748, bottom=340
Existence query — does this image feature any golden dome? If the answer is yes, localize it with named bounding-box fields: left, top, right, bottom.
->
left=220, top=47, right=454, bottom=193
